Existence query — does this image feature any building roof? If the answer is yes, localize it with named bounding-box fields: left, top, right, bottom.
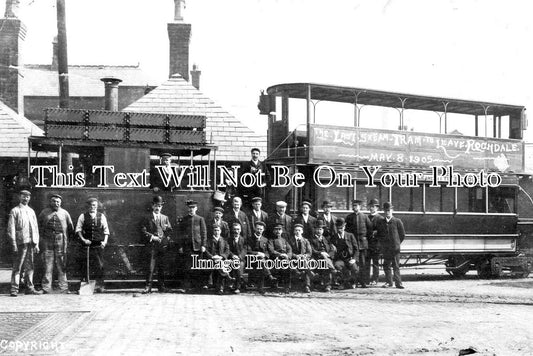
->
left=0, top=100, right=43, bottom=157
left=124, top=75, right=266, bottom=161
left=23, top=64, right=162, bottom=97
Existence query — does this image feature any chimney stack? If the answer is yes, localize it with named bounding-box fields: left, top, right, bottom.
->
left=100, top=77, right=122, bottom=111
left=190, top=64, right=201, bottom=90
left=0, top=1, right=26, bottom=114
left=168, top=0, right=191, bottom=80
left=51, top=36, right=58, bottom=70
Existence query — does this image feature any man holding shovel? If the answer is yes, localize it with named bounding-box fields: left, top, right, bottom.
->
left=75, top=197, right=109, bottom=293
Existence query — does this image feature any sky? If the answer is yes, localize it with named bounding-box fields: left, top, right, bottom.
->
left=3, top=0, right=533, bottom=140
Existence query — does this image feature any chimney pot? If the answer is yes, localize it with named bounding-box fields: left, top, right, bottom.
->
left=190, top=64, right=201, bottom=90
left=100, top=77, right=122, bottom=111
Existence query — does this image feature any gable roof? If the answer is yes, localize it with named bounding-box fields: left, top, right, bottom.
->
left=0, top=100, right=43, bottom=157
left=124, top=75, right=266, bottom=161
left=23, top=64, right=162, bottom=97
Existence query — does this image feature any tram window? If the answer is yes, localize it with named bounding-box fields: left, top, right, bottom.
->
left=316, top=185, right=353, bottom=211
left=403, top=109, right=440, bottom=134
left=287, top=98, right=307, bottom=131
left=488, top=187, right=515, bottom=213
left=446, top=113, right=476, bottom=136
left=355, top=182, right=388, bottom=210
left=314, top=101, right=354, bottom=127
left=425, top=185, right=454, bottom=212
left=391, top=186, right=422, bottom=212
left=457, top=187, right=486, bottom=213
left=358, top=106, right=400, bottom=131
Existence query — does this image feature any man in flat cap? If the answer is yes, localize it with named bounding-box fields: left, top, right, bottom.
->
left=345, top=199, right=372, bottom=288
left=224, top=197, right=251, bottom=241
left=245, top=220, right=276, bottom=294
left=178, top=200, right=207, bottom=289
left=294, top=201, right=317, bottom=241
left=318, top=200, right=337, bottom=239
left=376, top=202, right=405, bottom=289
left=38, top=193, right=74, bottom=294
left=309, top=219, right=336, bottom=292
left=227, top=222, right=247, bottom=294
left=331, top=218, right=359, bottom=289
left=204, top=224, right=234, bottom=295
left=150, top=153, right=180, bottom=192
left=141, top=196, right=172, bottom=294
left=248, top=197, right=268, bottom=229
left=8, top=190, right=42, bottom=296
left=208, top=207, right=230, bottom=240
left=288, top=223, right=313, bottom=293
left=75, top=197, right=110, bottom=293
left=367, top=198, right=384, bottom=285
left=268, top=222, right=293, bottom=292
left=267, top=201, right=292, bottom=238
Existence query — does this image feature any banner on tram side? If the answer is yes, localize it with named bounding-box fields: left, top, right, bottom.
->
left=309, top=125, right=523, bottom=173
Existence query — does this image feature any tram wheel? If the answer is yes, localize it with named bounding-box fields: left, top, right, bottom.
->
left=446, top=256, right=470, bottom=278
left=476, top=260, right=492, bottom=279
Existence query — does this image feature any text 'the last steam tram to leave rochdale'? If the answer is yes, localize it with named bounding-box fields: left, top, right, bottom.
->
left=258, top=83, right=532, bottom=278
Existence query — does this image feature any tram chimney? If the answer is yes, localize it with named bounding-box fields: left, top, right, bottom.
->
left=190, top=64, right=201, bottom=90
left=100, top=77, right=122, bottom=111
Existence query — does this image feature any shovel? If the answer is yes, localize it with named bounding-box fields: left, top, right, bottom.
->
left=78, top=246, right=95, bottom=295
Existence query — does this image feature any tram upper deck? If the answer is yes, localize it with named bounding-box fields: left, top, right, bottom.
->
left=259, top=83, right=527, bottom=174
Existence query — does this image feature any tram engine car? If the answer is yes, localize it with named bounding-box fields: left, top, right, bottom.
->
left=259, top=83, right=533, bottom=278
left=22, top=108, right=217, bottom=282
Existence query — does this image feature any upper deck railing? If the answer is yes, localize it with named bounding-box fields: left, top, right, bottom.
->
left=260, top=83, right=526, bottom=173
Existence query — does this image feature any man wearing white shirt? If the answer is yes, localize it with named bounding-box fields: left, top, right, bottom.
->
left=75, top=197, right=110, bottom=293
left=8, top=190, right=42, bottom=296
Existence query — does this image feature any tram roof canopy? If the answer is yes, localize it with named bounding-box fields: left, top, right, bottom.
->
left=266, top=83, right=525, bottom=116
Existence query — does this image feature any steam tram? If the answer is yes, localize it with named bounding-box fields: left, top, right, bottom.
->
left=258, top=83, right=532, bottom=278
left=26, top=108, right=217, bottom=281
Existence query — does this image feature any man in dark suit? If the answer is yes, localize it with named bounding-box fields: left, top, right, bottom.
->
left=267, top=201, right=292, bottom=238
left=367, top=198, right=384, bottom=285
left=150, top=153, right=181, bottom=192
left=309, top=219, right=336, bottom=292
left=376, top=202, right=405, bottom=289
left=240, top=147, right=269, bottom=205
left=141, top=196, right=173, bottom=294
left=245, top=221, right=275, bottom=294
left=345, top=199, right=373, bottom=288
left=294, top=201, right=317, bottom=241
left=227, top=222, right=247, bottom=294
left=205, top=224, right=234, bottom=294
left=208, top=207, right=230, bottom=240
left=287, top=224, right=313, bottom=293
left=268, top=222, right=292, bottom=292
left=318, top=200, right=337, bottom=239
left=331, top=218, right=359, bottom=289
left=178, top=200, right=207, bottom=289
left=248, top=197, right=268, bottom=229
left=224, top=197, right=251, bottom=241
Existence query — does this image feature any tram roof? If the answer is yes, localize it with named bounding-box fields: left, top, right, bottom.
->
left=266, top=83, right=525, bottom=116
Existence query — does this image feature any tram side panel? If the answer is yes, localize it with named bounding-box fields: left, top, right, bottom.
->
left=30, top=188, right=214, bottom=282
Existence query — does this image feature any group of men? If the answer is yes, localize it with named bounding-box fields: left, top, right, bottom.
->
left=6, top=181, right=405, bottom=296
left=7, top=190, right=109, bottom=296
left=142, top=193, right=406, bottom=295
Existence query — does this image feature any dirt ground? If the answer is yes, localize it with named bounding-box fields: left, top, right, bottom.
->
left=0, top=266, right=532, bottom=355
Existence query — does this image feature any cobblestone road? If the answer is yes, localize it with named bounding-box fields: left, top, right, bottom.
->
left=0, top=275, right=532, bottom=356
